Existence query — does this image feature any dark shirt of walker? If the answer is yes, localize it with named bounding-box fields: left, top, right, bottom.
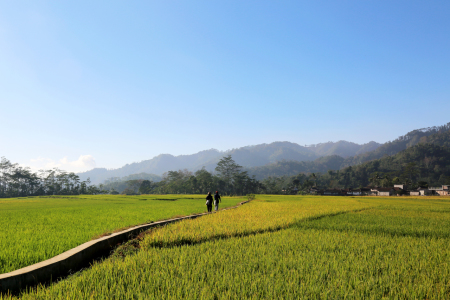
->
left=206, top=194, right=213, bottom=212
left=214, top=192, right=221, bottom=211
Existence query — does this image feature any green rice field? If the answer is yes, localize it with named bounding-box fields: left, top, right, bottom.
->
left=3, top=195, right=450, bottom=299
left=0, top=194, right=243, bottom=274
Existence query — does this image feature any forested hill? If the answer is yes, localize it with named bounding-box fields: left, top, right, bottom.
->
left=78, top=149, right=222, bottom=184
left=79, top=123, right=450, bottom=184
left=418, top=128, right=450, bottom=148
left=250, top=125, right=450, bottom=182
left=306, top=141, right=380, bottom=158
left=340, top=123, right=450, bottom=168
left=260, top=141, right=450, bottom=194
left=208, top=141, right=379, bottom=169
left=79, top=140, right=379, bottom=184
left=247, top=156, right=345, bottom=180
left=331, top=142, right=450, bottom=188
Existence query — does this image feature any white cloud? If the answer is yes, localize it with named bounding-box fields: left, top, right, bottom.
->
left=27, top=155, right=96, bottom=173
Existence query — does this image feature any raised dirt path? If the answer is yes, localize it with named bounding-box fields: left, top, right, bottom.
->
left=0, top=199, right=250, bottom=294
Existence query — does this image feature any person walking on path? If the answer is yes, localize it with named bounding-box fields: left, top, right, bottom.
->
left=206, top=192, right=213, bottom=213
left=214, top=191, right=221, bottom=211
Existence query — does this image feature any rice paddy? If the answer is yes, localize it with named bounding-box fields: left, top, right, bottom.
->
left=0, top=194, right=243, bottom=274
left=3, top=195, right=450, bottom=299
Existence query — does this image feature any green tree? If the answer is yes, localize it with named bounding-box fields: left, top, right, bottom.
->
left=403, top=162, right=420, bottom=182
left=215, top=155, right=242, bottom=193
left=310, top=173, right=317, bottom=186
left=125, top=180, right=142, bottom=194
left=194, top=168, right=213, bottom=193
left=139, top=180, right=154, bottom=194
left=369, top=172, right=381, bottom=187
left=417, top=181, right=428, bottom=188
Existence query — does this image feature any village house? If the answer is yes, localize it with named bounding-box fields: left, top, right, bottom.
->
left=360, top=187, right=372, bottom=195
left=419, top=188, right=432, bottom=196
left=309, top=187, right=323, bottom=195
left=410, top=188, right=432, bottom=196
left=428, top=185, right=450, bottom=196
left=309, top=185, right=447, bottom=197
left=393, top=187, right=406, bottom=195
left=410, top=190, right=420, bottom=196
left=377, top=187, right=395, bottom=196
left=345, top=188, right=371, bottom=196
left=323, top=188, right=345, bottom=196
left=345, top=188, right=359, bottom=196
left=368, top=187, right=400, bottom=196
left=394, top=184, right=408, bottom=190
left=310, top=187, right=349, bottom=196
left=369, top=188, right=380, bottom=196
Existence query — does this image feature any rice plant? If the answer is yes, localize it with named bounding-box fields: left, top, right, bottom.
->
left=0, top=194, right=242, bottom=273
left=4, top=195, right=450, bottom=299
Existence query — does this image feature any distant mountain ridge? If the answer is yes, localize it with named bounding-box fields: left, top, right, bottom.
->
left=79, top=122, right=450, bottom=185
left=341, top=123, right=450, bottom=168
left=78, top=140, right=381, bottom=184
left=247, top=123, right=450, bottom=179
left=246, top=155, right=345, bottom=180
left=307, top=141, right=380, bottom=158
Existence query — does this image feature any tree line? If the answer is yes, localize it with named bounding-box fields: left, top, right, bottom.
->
left=104, top=142, right=450, bottom=195
left=261, top=143, right=450, bottom=193
left=4, top=138, right=450, bottom=198
left=0, top=155, right=263, bottom=198
left=112, top=155, right=264, bottom=195
left=0, top=157, right=102, bottom=198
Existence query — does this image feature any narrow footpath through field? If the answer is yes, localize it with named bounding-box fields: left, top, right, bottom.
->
left=4, top=195, right=450, bottom=299
left=0, top=195, right=243, bottom=274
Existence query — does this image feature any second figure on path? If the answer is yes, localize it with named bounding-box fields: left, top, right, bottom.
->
left=206, top=192, right=213, bottom=213
left=214, top=191, right=221, bottom=211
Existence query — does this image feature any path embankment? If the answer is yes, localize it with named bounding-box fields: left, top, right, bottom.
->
left=0, top=200, right=250, bottom=294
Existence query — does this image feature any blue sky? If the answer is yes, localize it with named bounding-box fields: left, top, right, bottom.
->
left=1, top=1, right=449, bottom=172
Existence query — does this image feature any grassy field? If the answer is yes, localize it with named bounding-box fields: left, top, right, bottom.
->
left=0, top=194, right=243, bottom=274
left=4, top=195, right=450, bottom=299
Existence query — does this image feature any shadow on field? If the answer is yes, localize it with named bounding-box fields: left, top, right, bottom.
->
left=113, top=207, right=374, bottom=257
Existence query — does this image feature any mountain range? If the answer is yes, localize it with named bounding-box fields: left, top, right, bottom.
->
left=247, top=123, right=450, bottom=180
left=79, top=122, right=450, bottom=185
left=79, top=140, right=381, bottom=184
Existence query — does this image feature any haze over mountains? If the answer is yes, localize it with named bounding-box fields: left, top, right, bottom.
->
left=79, top=140, right=381, bottom=184
left=78, top=123, right=450, bottom=185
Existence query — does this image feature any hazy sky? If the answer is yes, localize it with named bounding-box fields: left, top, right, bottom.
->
left=1, top=1, right=449, bottom=173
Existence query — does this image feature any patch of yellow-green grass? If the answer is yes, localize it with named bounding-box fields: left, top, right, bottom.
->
left=0, top=194, right=242, bottom=274
left=15, top=227, right=450, bottom=299
left=6, top=195, right=450, bottom=299
left=141, top=195, right=374, bottom=249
